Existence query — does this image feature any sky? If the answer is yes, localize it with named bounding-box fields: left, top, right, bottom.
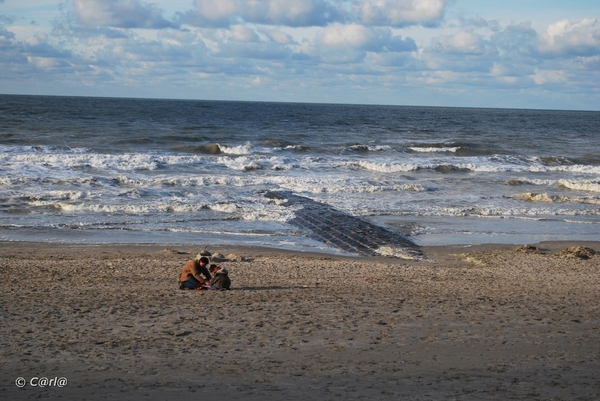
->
left=1, top=0, right=599, bottom=110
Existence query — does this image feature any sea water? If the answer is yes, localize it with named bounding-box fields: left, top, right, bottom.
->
left=1, top=95, right=599, bottom=253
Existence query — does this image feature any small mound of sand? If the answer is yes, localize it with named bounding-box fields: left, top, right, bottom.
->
left=226, top=253, right=246, bottom=262
left=163, top=248, right=188, bottom=254
left=558, top=246, right=597, bottom=260
left=515, top=244, right=541, bottom=254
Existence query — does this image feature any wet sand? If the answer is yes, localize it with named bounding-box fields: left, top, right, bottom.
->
left=1, top=241, right=599, bottom=400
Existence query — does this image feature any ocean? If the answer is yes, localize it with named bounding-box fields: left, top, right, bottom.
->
left=1, top=94, right=599, bottom=254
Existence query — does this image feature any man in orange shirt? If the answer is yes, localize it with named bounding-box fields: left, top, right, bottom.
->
left=179, top=256, right=212, bottom=290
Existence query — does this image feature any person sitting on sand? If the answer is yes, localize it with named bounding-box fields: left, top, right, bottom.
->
left=179, top=255, right=212, bottom=290
left=208, top=268, right=231, bottom=290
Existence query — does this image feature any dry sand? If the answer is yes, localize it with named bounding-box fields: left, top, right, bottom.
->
left=1, top=241, right=599, bottom=400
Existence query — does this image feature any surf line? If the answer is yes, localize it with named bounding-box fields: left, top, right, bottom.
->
left=264, top=191, right=423, bottom=260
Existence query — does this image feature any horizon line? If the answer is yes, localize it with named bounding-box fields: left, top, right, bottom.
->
left=1, top=92, right=598, bottom=113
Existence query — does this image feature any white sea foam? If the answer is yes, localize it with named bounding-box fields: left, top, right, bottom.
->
left=349, top=160, right=418, bottom=173
left=219, top=142, right=254, bottom=155
left=209, top=203, right=240, bottom=213
left=4, top=152, right=211, bottom=172
left=349, top=144, right=393, bottom=152
left=348, top=157, right=532, bottom=174
left=530, top=164, right=600, bottom=174
left=512, top=192, right=600, bottom=205
left=409, top=146, right=459, bottom=153
left=375, top=246, right=422, bottom=260
left=217, top=156, right=263, bottom=171
left=505, top=178, right=558, bottom=186
left=558, top=179, right=600, bottom=193
left=45, top=201, right=213, bottom=214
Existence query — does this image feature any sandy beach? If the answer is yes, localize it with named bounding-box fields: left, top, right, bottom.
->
left=1, top=241, right=599, bottom=400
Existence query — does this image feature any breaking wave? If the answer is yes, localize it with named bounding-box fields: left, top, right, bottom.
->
left=512, top=192, right=600, bottom=205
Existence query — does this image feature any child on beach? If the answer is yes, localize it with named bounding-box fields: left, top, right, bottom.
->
left=206, top=267, right=231, bottom=290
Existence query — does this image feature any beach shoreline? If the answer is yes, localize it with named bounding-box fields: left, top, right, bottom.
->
left=1, top=240, right=599, bottom=400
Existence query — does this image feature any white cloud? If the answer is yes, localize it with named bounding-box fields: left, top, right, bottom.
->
left=432, top=30, right=486, bottom=55
left=539, top=18, right=600, bottom=56
left=230, top=24, right=259, bottom=42
left=353, top=0, right=448, bottom=27
left=183, top=0, right=340, bottom=27
left=491, top=22, right=537, bottom=55
left=242, top=0, right=339, bottom=27
left=265, top=29, right=294, bottom=45
left=73, top=0, right=177, bottom=29
left=320, top=23, right=377, bottom=50
left=532, top=68, right=566, bottom=85
left=317, top=23, right=416, bottom=53
left=216, top=25, right=293, bottom=60
left=27, top=55, right=66, bottom=69
left=182, top=0, right=450, bottom=28
left=185, top=0, right=240, bottom=27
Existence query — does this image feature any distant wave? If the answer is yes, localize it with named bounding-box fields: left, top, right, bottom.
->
left=174, top=142, right=255, bottom=155
left=559, top=179, right=600, bottom=193
left=395, top=205, right=600, bottom=217
left=408, top=146, right=459, bottom=153
left=347, top=144, right=392, bottom=152
left=217, top=156, right=263, bottom=171
left=219, top=142, right=255, bottom=155
left=348, top=160, right=417, bottom=173
left=512, top=192, right=600, bottom=205
left=350, top=157, right=600, bottom=174
left=1, top=151, right=206, bottom=171
left=504, top=178, right=600, bottom=193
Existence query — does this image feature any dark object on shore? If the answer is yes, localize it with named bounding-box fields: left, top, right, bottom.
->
left=558, top=246, right=597, bottom=260
left=264, top=191, right=422, bottom=259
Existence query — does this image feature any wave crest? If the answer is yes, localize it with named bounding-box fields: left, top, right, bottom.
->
left=513, top=192, right=600, bottom=205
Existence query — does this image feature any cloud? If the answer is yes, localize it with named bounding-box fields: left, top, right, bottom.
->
left=265, top=29, right=294, bottom=45
left=1, top=1, right=599, bottom=110
left=531, top=68, right=566, bottom=85
left=230, top=24, right=259, bottom=42
left=0, top=26, right=75, bottom=81
left=352, top=0, right=448, bottom=27
left=0, top=27, right=23, bottom=64
left=216, top=26, right=293, bottom=60
left=73, top=0, right=177, bottom=29
left=25, top=33, right=73, bottom=59
left=0, top=25, right=15, bottom=41
left=317, top=23, right=416, bottom=53
left=240, top=0, right=341, bottom=27
left=182, top=0, right=450, bottom=28
left=459, top=15, right=500, bottom=31
left=181, top=0, right=239, bottom=27
left=492, top=22, right=537, bottom=55
left=182, top=0, right=341, bottom=27
left=431, top=30, right=486, bottom=55
left=539, top=18, right=600, bottom=56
